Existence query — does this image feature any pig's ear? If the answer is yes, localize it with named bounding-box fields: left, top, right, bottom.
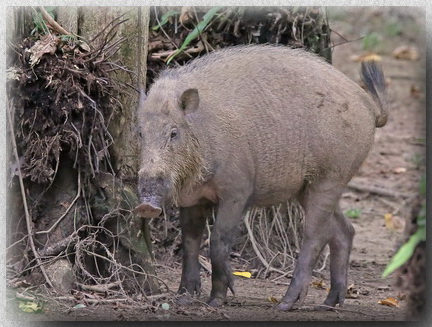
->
left=179, top=88, right=199, bottom=115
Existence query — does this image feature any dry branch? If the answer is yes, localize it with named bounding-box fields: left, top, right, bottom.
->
left=39, top=6, right=70, bottom=35
left=348, top=180, right=413, bottom=198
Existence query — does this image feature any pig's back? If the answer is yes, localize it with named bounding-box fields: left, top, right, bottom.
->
left=160, top=46, right=378, bottom=204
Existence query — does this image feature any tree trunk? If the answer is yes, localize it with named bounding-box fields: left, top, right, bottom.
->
left=7, top=6, right=159, bottom=295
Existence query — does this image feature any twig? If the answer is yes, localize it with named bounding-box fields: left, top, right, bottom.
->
left=244, top=211, right=286, bottom=276
left=348, top=180, right=413, bottom=199
left=36, top=170, right=81, bottom=235
left=39, top=6, right=70, bottom=35
left=75, top=281, right=121, bottom=292
left=6, top=100, right=54, bottom=289
left=38, top=234, right=79, bottom=257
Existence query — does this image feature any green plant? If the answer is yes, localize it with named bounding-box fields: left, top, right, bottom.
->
left=384, top=19, right=402, bottom=37
left=410, top=154, right=424, bottom=169
left=382, top=177, right=426, bottom=278
left=166, top=6, right=222, bottom=64
left=152, top=10, right=179, bottom=31
left=345, top=208, right=362, bottom=219
left=31, top=7, right=55, bottom=35
left=362, top=32, right=381, bottom=52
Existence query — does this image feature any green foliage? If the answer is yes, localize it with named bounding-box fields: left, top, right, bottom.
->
left=345, top=208, right=362, bottom=219
left=152, top=10, right=179, bottom=31
left=166, top=6, right=222, bottom=65
left=31, top=7, right=55, bottom=36
left=410, top=154, right=424, bottom=169
left=362, top=32, right=381, bottom=52
left=384, top=19, right=402, bottom=37
left=382, top=178, right=426, bottom=278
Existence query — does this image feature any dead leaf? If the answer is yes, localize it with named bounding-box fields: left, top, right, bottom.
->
left=378, top=297, right=399, bottom=307
left=392, top=45, right=419, bottom=60
left=268, top=296, right=280, bottom=303
left=410, top=85, right=422, bottom=98
left=393, top=167, right=407, bottom=174
left=311, top=279, right=326, bottom=289
left=179, top=7, right=194, bottom=25
left=384, top=213, right=406, bottom=233
left=26, top=34, right=59, bottom=67
left=346, top=283, right=360, bottom=299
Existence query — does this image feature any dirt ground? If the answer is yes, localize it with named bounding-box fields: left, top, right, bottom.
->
left=6, top=7, right=426, bottom=322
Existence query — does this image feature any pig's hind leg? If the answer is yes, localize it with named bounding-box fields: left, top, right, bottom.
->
left=318, top=204, right=355, bottom=309
left=276, top=179, right=344, bottom=311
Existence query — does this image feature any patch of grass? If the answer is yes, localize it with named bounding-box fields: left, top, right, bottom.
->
left=410, top=154, right=424, bottom=169
left=362, top=32, right=381, bottom=52
left=384, top=19, right=403, bottom=37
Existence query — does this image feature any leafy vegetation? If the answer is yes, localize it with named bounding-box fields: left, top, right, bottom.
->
left=382, top=177, right=426, bottom=278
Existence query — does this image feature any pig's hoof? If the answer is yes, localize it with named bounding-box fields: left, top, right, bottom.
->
left=176, top=293, right=193, bottom=306
left=207, top=297, right=224, bottom=307
left=275, top=301, right=294, bottom=311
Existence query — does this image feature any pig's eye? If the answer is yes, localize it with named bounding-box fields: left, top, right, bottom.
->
left=170, top=128, right=178, bottom=140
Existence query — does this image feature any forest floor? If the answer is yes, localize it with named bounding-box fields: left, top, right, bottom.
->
left=5, top=7, right=426, bottom=322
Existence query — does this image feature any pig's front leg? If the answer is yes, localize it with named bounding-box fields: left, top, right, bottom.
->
left=177, top=204, right=211, bottom=304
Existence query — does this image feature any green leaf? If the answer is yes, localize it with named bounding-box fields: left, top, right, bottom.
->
left=382, top=227, right=426, bottom=278
left=166, top=6, right=222, bottom=64
left=152, top=10, right=179, bottom=31
left=345, top=208, right=362, bottom=219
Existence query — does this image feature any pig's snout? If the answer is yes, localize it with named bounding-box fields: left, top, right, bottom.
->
left=135, top=175, right=166, bottom=218
left=134, top=198, right=162, bottom=218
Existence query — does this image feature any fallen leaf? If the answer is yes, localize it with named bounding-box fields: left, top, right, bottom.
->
left=393, top=167, right=407, bottom=174
left=268, top=296, right=280, bottom=303
left=26, top=34, right=59, bottom=67
left=233, top=271, right=252, bottom=278
left=179, top=6, right=194, bottom=25
left=346, top=283, right=360, bottom=299
left=19, top=301, right=42, bottom=313
left=384, top=213, right=406, bottom=233
left=378, top=297, right=399, bottom=307
left=311, top=279, right=326, bottom=289
left=410, top=85, right=422, bottom=98
left=392, top=45, right=419, bottom=60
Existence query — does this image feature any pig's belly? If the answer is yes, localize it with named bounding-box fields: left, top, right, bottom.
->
left=251, top=176, right=304, bottom=207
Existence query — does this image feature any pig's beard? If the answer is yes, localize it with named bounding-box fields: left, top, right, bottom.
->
left=167, top=133, right=208, bottom=206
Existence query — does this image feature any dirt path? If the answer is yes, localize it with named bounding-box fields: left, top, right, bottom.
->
left=6, top=7, right=426, bottom=322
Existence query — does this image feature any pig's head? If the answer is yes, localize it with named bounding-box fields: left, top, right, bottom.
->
left=134, top=85, right=206, bottom=218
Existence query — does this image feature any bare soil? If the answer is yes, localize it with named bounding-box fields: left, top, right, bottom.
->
left=6, top=7, right=426, bottom=322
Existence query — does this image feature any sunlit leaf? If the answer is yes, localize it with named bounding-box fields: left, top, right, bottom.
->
left=378, top=297, right=399, bottom=307
left=268, top=296, right=279, bottom=303
left=19, top=301, right=42, bottom=313
left=233, top=271, right=252, bottom=278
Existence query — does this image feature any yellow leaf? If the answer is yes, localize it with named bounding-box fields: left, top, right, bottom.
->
left=311, top=279, right=326, bottom=289
left=378, top=297, right=399, bottom=307
left=384, top=213, right=406, bottom=233
left=233, top=271, right=252, bottom=278
left=19, top=301, right=42, bottom=313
